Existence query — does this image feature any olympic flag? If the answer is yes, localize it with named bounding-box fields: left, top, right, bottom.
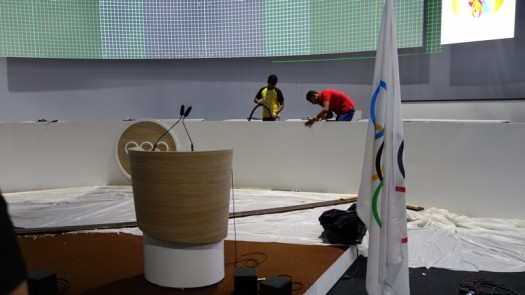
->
left=356, top=0, right=410, bottom=294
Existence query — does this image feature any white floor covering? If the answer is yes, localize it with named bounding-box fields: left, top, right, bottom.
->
left=4, top=185, right=525, bottom=273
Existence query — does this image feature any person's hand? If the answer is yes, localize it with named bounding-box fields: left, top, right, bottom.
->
left=304, top=117, right=317, bottom=128
left=271, top=112, right=277, bottom=118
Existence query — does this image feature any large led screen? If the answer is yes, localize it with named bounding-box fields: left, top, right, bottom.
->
left=0, top=0, right=425, bottom=59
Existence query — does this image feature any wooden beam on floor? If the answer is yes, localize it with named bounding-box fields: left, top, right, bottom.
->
left=230, top=196, right=358, bottom=218
left=15, top=196, right=423, bottom=235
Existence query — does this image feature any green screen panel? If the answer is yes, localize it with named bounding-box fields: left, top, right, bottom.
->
left=425, top=0, right=442, bottom=54
left=310, top=0, right=423, bottom=55
left=311, top=0, right=380, bottom=54
left=265, top=0, right=310, bottom=57
left=0, top=1, right=34, bottom=57
left=0, top=0, right=101, bottom=58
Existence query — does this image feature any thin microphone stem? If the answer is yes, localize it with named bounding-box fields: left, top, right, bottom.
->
left=181, top=119, right=194, bottom=151
left=151, top=117, right=182, bottom=151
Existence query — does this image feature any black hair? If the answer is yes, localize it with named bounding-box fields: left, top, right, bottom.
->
left=267, top=74, right=278, bottom=84
left=306, top=90, right=318, bottom=100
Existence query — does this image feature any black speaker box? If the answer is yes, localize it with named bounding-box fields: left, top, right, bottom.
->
left=28, top=269, right=57, bottom=295
left=234, top=267, right=258, bottom=295
left=260, top=276, right=292, bottom=295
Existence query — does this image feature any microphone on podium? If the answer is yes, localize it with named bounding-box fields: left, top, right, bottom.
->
left=151, top=105, right=185, bottom=151
left=181, top=106, right=194, bottom=151
left=183, top=106, right=192, bottom=118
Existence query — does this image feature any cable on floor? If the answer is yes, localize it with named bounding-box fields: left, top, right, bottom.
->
left=458, top=278, right=518, bottom=295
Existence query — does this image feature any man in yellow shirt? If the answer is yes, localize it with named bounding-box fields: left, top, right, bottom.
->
left=253, top=74, right=284, bottom=121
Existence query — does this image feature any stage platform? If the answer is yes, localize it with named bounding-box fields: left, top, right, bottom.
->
left=18, top=233, right=350, bottom=294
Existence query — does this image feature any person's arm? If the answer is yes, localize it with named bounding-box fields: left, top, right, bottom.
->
left=254, top=88, right=264, bottom=105
left=254, top=97, right=265, bottom=105
left=305, top=101, right=330, bottom=128
left=273, top=90, right=284, bottom=118
left=273, top=103, right=283, bottom=118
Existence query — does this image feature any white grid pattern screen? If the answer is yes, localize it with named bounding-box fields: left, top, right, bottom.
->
left=0, top=0, right=425, bottom=59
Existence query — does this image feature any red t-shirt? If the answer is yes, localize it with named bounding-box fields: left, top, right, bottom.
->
left=317, top=89, right=355, bottom=115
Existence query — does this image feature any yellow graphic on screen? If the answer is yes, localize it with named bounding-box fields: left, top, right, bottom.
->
left=452, top=0, right=504, bottom=18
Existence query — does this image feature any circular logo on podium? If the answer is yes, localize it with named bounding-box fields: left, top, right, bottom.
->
left=116, top=119, right=178, bottom=179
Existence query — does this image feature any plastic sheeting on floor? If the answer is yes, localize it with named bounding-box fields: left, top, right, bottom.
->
left=4, top=186, right=525, bottom=272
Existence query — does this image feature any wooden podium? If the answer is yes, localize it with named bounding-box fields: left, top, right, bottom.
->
left=127, top=148, right=233, bottom=288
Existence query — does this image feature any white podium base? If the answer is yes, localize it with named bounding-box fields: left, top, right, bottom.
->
left=143, top=234, right=225, bottom=288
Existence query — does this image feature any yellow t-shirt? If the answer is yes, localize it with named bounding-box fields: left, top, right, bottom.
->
left=256, top=87, right=284, bottom=118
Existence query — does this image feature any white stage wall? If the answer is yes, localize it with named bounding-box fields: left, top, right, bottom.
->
left=0, top=120, right=523, bottom=219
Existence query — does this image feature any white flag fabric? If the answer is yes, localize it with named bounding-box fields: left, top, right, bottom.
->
left=356, top=0, right=410, bottom=294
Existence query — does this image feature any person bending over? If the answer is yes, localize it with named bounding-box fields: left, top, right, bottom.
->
left=304, top=89, right=355, bottom=128
left=253, top=74, right=284, bottom=121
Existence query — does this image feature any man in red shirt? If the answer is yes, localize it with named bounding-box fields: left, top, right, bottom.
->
left=304, top=89, right=355, bottom=127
